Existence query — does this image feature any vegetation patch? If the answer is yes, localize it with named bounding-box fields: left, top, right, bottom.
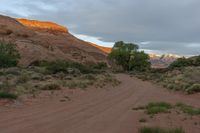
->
left=186, top=84, right=200, bottom=94
left=41, top=83, right=61, bottom=90
left=176, top=103, right=200, bottom=115
left=0, top=41, right=20, bottom=68
left=32, top=60, right=106, bottom=74
left=0, top=92, right=18, bottom=99
left=109, top=41, right=150, bottom=71
left=133, top=102, right=172, bottom=115
left=132, top=66, right=200, bottom=94
left=0, top=57, right=119, bottom=99
left=133, top=102, right=200, bottom=116
left=140, top=127, right=185, bottom=133
left=145, top=102, right=173, bottom=115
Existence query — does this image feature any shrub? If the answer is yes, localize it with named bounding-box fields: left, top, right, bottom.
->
left=34, top=60, right=94, bottom=74
left=186, top=84, right=200, bottom=94
left=41, top=83, right=61, bottom=90
left=66, top=81, right=89, bottom=89
left=129, top=51, right=151, bottom=71
left=145, top=102, right=173, bottom=115
left=139, top=127, right=185, bottom=133
left=70, top=62, right=93, bottom=74
left=0, top=92, right=18, bottom=99
left=169, top=58, right=192, bottom=69
left=82, top=74, right=96, bottom=80
left=17, top=73, right=30, bottom=84
left=45, top=61, right=69, bottom=74
left=176, top=103, right=200, bottom=115
left=0, top=80, right=12, bottom=92
left=0, top=41, right=20, bottom=68
left=92, top=62, right=107, bottom=69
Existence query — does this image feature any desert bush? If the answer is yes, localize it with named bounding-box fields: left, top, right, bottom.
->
left=92, top=62, right=107, bottom=69
left=0, top=80, right=12, bottom=92
left=169, top=57, right=192, bottom=69
left=33, top=60, right=95, bottom=74
left=82, top=74, right=97, bottom=80
left=139, top=127, right=185, bottom=133
left=17, top=73, right=30, bottom=84
left=0, top=41, right=20, bottom=68
left=31, top=73, right=43, bottom=80
left=66, top=81, right=90, bottom=89
left=186, top=84, right=200, bottom=94
left=0, top=92, right=18, bottom=99
left=41, top=83, right=61, bottom=90
left=176, top=103, right=200, bottom=115
left=4, top=67, right=21, bottom=76
left=145, top=102, right=173, bottom=115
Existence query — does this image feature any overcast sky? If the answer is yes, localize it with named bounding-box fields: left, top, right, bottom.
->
left=0, top=0, right=200, bottom=56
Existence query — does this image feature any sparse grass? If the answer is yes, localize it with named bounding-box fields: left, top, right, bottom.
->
left=176, top=103, right=200, bottom=115
left=145, top=102, right=173, bottom=115
left=0, top=92, right=18, bottom=99
left=139, top=127, right=185, bottom=133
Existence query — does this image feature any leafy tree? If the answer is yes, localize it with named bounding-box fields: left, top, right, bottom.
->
left=0, top=41, right=20, bottom=68
left=129, top=51, right=151, bottom=71
left=109, top=41, right=150, bottom=71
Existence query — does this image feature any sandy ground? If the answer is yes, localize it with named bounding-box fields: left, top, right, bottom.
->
left=0, top=74, right=199, bottom=133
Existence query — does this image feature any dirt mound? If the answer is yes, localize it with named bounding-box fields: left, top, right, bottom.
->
left=0, top=15, right=108, bottom=66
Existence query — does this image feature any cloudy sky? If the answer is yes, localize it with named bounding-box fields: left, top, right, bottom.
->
left=0, top=0, right=200, bottom=56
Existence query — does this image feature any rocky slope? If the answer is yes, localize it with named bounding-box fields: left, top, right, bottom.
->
left=0, top=15, right=108, bottom=66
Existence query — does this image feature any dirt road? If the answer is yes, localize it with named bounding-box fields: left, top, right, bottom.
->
left=0, top=74, right=199, bottom=133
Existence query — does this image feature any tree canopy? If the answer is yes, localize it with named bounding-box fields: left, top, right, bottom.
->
left=109, top=41, right=150, bottom=71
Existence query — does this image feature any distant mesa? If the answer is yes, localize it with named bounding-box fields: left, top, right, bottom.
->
left=149, top=53, right=180, bottom=68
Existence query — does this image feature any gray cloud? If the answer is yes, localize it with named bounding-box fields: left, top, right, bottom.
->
left=0, top=0, right=200, bottom=56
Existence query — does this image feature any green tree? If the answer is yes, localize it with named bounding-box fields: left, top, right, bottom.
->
left=129, top=51, right=150, bottom=71
left=0, top=41, right=20, bottom=68
left=109, top=41, right=150, bottom=71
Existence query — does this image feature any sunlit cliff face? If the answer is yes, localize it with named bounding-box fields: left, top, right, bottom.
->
left=87, top=42, right=112, bottom=54
left=16, top=18, right=68, bottom=33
